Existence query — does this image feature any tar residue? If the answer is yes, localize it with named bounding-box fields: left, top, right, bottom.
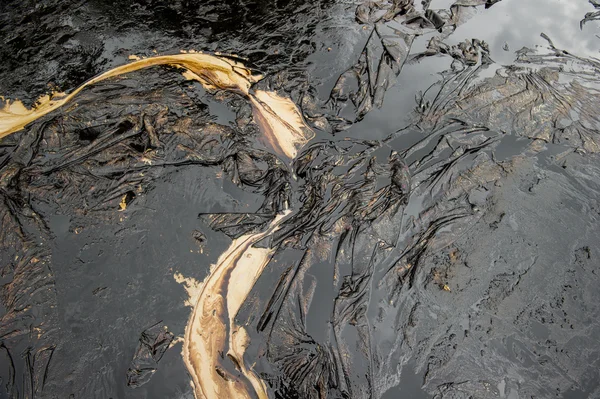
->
left=2, top=0, right=600, bottom=398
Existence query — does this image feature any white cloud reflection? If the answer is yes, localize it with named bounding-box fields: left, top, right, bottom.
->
left=440, top=0, right=600, bottom=63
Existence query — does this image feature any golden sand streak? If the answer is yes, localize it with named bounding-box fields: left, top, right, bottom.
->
left=251, top=90, right=311, bottom=159
left=0, top=53, right=313, bottom=159
left=179, top=213, right=288, bottom=399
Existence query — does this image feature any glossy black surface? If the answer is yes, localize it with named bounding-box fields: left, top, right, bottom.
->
left=1, top=1, right=600, bottom=398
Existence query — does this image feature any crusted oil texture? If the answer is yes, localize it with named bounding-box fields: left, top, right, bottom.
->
left=0, top=53, right=313, bottom=159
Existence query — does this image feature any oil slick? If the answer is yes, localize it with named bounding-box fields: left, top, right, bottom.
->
left=176, top=212, right=289, bottom=399
left=0, top=53, right=313, bottom=159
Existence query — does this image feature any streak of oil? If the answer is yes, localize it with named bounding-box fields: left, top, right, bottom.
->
left=176, top=212, right=289, bottom=399
left=0, top=52, right=313, bottom=159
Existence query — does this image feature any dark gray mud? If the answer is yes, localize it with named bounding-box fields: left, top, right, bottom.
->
left=2, top=0, right=600, bottom=398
